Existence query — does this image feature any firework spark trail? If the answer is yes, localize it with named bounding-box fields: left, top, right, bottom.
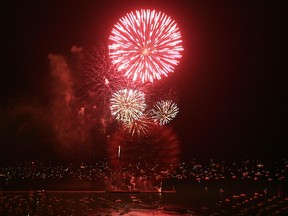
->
left=109, top=9, right=183, bottom=83
left=110, top=89, right=146, bottom=123
left=150, top=100, right=179, bottom=125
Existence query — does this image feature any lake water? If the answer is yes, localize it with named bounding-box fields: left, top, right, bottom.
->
left=1, top=181, right=287, bottom=215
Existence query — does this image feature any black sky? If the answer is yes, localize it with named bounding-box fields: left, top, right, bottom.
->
left=1, top=1, right=287, bottom=163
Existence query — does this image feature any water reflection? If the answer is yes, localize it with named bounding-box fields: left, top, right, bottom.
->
left=0, top=191, right=197, bottom=216
left=1, top=186, right=287, bottom=216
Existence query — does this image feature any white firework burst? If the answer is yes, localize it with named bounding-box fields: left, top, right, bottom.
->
left=110, top=89, right=146, bottom=122
left=150, top=100, right=179, bottom=125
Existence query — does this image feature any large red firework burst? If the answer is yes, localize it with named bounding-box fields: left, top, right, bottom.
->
left=109, top=9, right=183, bottom=83
left=108, top=126, right=181, bottom=173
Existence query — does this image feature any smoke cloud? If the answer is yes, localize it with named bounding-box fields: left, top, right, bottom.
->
left=48, top=53, right=94, bottom=161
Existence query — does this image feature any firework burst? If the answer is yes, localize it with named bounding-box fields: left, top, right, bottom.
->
left=70, top=43, right=137, bottom=134
left=110, top=89, right=146, bottom=123
left=109, top=9, right=183, bottom=83
left=108, top=126, right=180, bottom=173
left=70, top=43, right=128, bottom=104
left=122, top=112, right=155, bottom=137
left=150, top=100, right=179, bottom=125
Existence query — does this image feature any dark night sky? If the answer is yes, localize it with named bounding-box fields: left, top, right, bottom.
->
left=1, top=1, right=287, bottom=163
